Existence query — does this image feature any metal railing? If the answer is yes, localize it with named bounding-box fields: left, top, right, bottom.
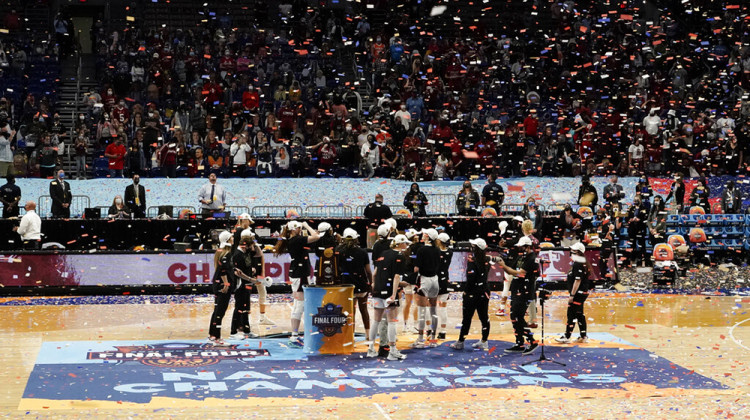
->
left=303, top=205, right=353, bottom=218
left=224, top=206, right=251, bottom=216
left=354, top=204, right=408, bottom=217
left=425, top=193, right=457, bottom=216
left=37, top=194, right=90, bottom=218
left=146, top=205, right=197, bottom=218
left=251, top=206, right=304, bottom=218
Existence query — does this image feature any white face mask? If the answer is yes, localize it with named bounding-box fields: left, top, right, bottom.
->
left=115, top=199, right=122, bottom=205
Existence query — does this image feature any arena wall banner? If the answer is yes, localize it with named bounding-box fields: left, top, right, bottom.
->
left=0, top=250, right=614, bottom=288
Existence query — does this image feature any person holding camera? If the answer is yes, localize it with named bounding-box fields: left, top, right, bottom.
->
left=556, top=242, right=592, bottom=344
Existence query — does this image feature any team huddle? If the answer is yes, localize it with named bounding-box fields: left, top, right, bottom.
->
left=208, top=215, right=594, bottom=359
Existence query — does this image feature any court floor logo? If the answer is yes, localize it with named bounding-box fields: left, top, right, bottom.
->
left=86, top=342, right=270, bottom=367
left=312, top=303, right=347, bottom=337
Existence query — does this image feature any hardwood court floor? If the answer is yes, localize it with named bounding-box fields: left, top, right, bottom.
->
left=1, top=293, right=748, bottom=419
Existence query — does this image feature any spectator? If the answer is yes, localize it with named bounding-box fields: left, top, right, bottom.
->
left=107, top=195, right=131, bottom=219
left=603, top=175, right=624, bottom=206
left=49, top=170, right=72, bottom=218
left=403, top=182, right=428, bottom=217
left=0, top=129, right=14, bottom=177
left=363, top=193, right=393, bottom=248
left=104, top=137, right=127, bottom=178
left=577, top=175, right=598, bottom=209
left=627, top=197, right=649, bottom=267
left=665, top=175, right=686, bottom=213
left=73, top=128, right=89, bottom=179
left=521, top=198, right=543, bottom=237
left=690, top=177, right=711, bottom=213
left=1, top=174, right=21, bottom=218
left=124, top=174, right=146, bottom=218
left=229, top=133, right=251, bottom=177
left=481, top=173, right=505, bottom=213
left=198, top=173, right=227, bottom=216
left=455, top=181, right=480, bottom=216
left=157, top=142, right=178, bottom=178
left=360, top=135, right=379, bottom=181
left=721, top=180, right=742, bottom=214
left=13, top=201, right=41, bottom=249
left=558, top=204, right=582, bottom=247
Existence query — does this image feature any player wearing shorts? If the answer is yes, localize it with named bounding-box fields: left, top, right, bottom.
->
left=273, top=220, right=319, bottom=347
left=496, top=217, right=523, bottom=316
left=367, top=234, right=410, bottom=360
left=436, top=232, right=453, bottom=339
left=401, top=229, right=422, bottom=333
left=336, top=228, right=373, bottom=339
left=413, top=228, right=441, bottom=348
left=238, top=229, right=275, bottom=327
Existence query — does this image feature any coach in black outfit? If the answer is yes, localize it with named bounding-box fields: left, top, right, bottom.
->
left=363, top=193, right=392, bottom=248
left=49, top=169, right=72, bottom=218
left=481, top=173, right=505, bottom=212
left=124, top=174, right=146, bottom=218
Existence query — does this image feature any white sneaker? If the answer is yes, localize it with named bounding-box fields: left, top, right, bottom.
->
left=228, top=332, right=246, bottom=340
left=472, top=341, right=489, bottom=350
left=411, top=339, right=426, bottom=349
left=208, top=337, right=228, bottom=346
left=366, top=347, right=378, bottom=358
left=574, top=336, right=589, bottom=343
left=387, top=348, right=407, bottom=361
left=259, top=315, right=276, bottom=325
left=555, top=335, right=571, bottom=343
left=428, top=339, right=438, bottom=348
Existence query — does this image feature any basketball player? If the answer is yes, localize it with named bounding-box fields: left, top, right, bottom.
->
left=208, top=231, right=235, bottom=345
left=435, top=232, right=453, bottom=340
left=556, top=242, right=592, bottom=343
left=413, top=228, right=441, bottom=348
left=273, top=220, right=320, bottom=347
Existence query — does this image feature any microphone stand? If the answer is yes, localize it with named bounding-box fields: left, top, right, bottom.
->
left=523, top=259, right=565, bottom=366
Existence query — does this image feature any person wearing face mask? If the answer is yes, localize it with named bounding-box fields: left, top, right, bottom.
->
left=456, top=181, right=480, bottom=216
left=101, top=88, right=117, bottom=112
left=49, top=170, right=72, bottom=218
left=721, top=180, right=742, bottom=214
left=626, top=196, right=649, bottom=267
left=665, top=175, right=686, bottom=214
left=577, top=175, right=598, bottom=209
left=97, top=112, right=115, bottom=146
left=555, top=242, right=593, bottom=344
left=107, top=195, right=131, bottom=219
left=124, top=174, right=146, bottom=218
left=521, top=198, right=543, bottom=238
left=689, top=177, right=711, bottom=213
left=394, top=104, right=411, bottom=130
left=403, top=182, right=429, bottom=217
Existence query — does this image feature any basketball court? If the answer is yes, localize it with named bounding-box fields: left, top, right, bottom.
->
left=1, top=292, right=748, bottom=418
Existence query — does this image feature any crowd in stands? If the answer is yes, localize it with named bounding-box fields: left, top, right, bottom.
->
left=1, top=1, right=750, bottom=182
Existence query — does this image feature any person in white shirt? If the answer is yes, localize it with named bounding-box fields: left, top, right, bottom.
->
left=198, top=173, right=227, bottom=216
left=394, top=104, right=412, bottom=130
left=642, top=109, right=661, bottom=137
left=14, top=201, right=41, bottom=249
left=628, top=136, right=645, bottom=173
left=360, top=137, right=380, bottom=181
left=229, top=134, right=252, bottom=177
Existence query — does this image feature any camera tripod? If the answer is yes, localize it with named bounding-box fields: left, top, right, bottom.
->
left=523, top=287, right=565, bottom=367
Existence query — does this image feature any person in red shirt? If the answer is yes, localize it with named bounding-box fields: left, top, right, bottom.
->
left=242, top=85, right=260, bottom=112
left=219, top=49, right=236, bottom=77
left=316, top=137, right=338, bottom=175
left=474, top=137, right=496, bottom=170
left=112, top=100, right=130, bottom=127
left=101, top=87, right=117, bottom=112
left=370, top=36, right=386, bottom=64
left=104, top=137, right=127, bottom=178
left=523, top=109, right=539, bottom=139
left=277, top=101, right=297, bottom=138
left=202, top=74, right=224, bottom=109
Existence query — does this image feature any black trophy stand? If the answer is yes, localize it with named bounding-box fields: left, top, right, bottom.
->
left=522, top=294, right=565, bottom=366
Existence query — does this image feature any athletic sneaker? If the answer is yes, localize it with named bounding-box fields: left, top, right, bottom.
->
left=387, top=348, right=407, bottom=361
left=366, top=347, right=378, bottom=358
left=411, top=339, right=427, bottom=349
left=258, top=315, right=276, bottom=325
left=523, top=341, right=539, bottom=355
left=574, top=336, right=589, bottom=343
left=245, top=331, right=259, bottom=339
left=208, top=337, right=228, bottom=346
left=428, top=340, right=439, bottom=348
left=288, top=336, right=304, bottom=348
left=228, top=332, right=246, bottom=341
left=505, top=344, right=525, bottom=353
left=555, top=335, right=571, bottom=344
left=472, top=341, right=489, bottom=350
left=495, top=308, right=506, bottom=317
left=449, top=341, right=464, bottom=350
left=437, top=332, right=446, bottom=340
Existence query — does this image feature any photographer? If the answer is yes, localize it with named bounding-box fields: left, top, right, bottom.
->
left=556, top=242, right=592, bottom=344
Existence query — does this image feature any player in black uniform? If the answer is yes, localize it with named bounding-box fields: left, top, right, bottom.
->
left=367, top=234, right=410, bottom=361
left=413, top=228, right=441, bottom=348
left=337, top=228, right=373, bottom=339
left=436, top=232, right=453, bottom=339
left=273, top=220, right=320, bottom=347
left=207, top=231, right=235, bottom=345
left=500, top=236, right=539, bottom=355
left=229, top=235, right=257, bottom=339
left=314, top=222, right=340, bottom=285
left=556, top=242, right=592, bottom=344
left=450, top=238, right=492, bottom=350
left=496, top=216, right=523, bottom=316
